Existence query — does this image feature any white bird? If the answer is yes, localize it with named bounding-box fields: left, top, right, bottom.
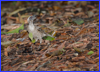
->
left=27, top=15, right=53, bottom=49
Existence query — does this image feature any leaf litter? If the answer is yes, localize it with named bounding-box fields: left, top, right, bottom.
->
left=1, top=1, right=99, bottom=71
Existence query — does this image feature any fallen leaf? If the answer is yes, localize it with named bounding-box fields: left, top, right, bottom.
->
left=51, top=31, right=57, bottom=37
left=88, top=11, right=94, bottom=18
left=7, top=23, right=24, bottom=34
left=87, top=5, right=95, bottom=9
left=87, top=51, right=94, bottom=55
left=29, top=63, right=39, bottom=71
left=28, top=33, right=35, bottom=43
left=43, top=36, right=55, bottom=41
left=2, top=64, right=12, bottom=71
left=71, top=56, right=85, bottom=62
left=1, top=24, right=21, bottom=30
left=1, top=41, right=14, bottom=47
left=53, top=6, right=61, bottom=10
left=75, top=12, right=85, bottom=16
left=31, top=39, right=36, bottom=43
left=4, top=48, right=8, bottom=56
left=9, top=8, right=26, bottom=17
left=74, top=47, right=82, bottom=53
left=49, top=11, right=55, bottom=16
left=73, top=18, right=84, bottom=25
left=45, top=41, right=66, bottom=57
left=28, top=33, right=33, bottom=41
left=45, top=48, right=65, bottom=57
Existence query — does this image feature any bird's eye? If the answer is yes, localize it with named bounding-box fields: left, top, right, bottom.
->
left=29, top=16, right=32, bottom=20
left=30, top=17, right=32, bottom=19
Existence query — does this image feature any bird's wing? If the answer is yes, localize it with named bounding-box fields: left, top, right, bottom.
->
left=35, top=25, right=47, bottom=35
left=35, top=25, right=53, bottom=37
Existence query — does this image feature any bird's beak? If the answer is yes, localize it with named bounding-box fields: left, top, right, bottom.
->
left=32, top=15, right=36, bottom=20
left=29, top=15, right=37, bottom=21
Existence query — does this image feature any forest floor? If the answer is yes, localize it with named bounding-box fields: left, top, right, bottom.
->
left=1, top=1, right=99, bottom=71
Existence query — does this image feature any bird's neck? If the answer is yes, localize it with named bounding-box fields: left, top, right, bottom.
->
left=29, top=21, right=35, bottom=30
left=29, top=21, right=34, bottom=26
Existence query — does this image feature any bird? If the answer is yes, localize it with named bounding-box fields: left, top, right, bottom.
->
left=27, top=15, right=53, bottom=49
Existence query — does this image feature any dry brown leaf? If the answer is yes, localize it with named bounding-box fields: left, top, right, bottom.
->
left=29, top=63, right=39, bottom=71
left=2, top=64, right=12, bottom=71
left=20, top=31, right=28, bottom=38
left=79, top=38, right=88, bottom=42
left=17, top=41, right=29, bottom=45
left=86, top=60, right=95, bottom=64
left=25, top=65, right=33, bottom=71
left=91, top=37, right=99, bottom=40
left=72, top=56, right=85, bottom=62
left=8, top=8, right=26, bottom=17
left=61, top=33, right=66, bottom=36
left=6, top=18, right=14, bottom=24
left=75, top=12, right=85, bottom=16
left=80, top=64, right=97, bottom=69
left=49, top=11, right=55, bottom=16
left=22, top=60, right=34, bottom=67
left=87, top=5, right=95, bottom=9
left=1, top=24, right=21, bottom=30
left=9, top=65, right=21, bottom=71
left=75, top=28, right=87, bottom=36
left=6, top=46, right=12, bottom=53
left=74, top=47, right=82, bottom=53
left=73, top=43, right=84, bottom=48
left=53, top=6, right=61, bottom=11
left=18, top=13, right=24, bottom=24
left=45, top=41, right=66, bottom=57
left=4, top=48, right=8, bottom=56
left=94, top=57, right=99, bottom=63
left=64, top=12, right=74, bottom=18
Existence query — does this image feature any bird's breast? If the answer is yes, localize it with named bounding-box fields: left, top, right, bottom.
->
left=28, top=24, right=35, bottom=32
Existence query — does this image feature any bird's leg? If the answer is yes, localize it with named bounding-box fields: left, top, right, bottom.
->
left=32, top=38, right=38, bottom=46
left=34, top=38, right=38, bottom=44
left=37, top=39, right=42, bottom=50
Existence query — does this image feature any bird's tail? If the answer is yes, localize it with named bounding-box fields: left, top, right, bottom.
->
left=43, top=33, right=53, bottom=37
left=47, top=34, right=53, bottom=37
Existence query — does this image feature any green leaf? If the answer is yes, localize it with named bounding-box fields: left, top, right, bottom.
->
left=7, top=24, right=24, bottom=34
left=87, top=51, right=94, bottom=55
left=31, top=39, right=36, bottom=43
left=1, top=32, right=7, bottom=34
left=43, top=36, right=55, bottom=41
left=73, top=18, right=84, bottom=25
left=74, top=47, right=82, bottom=53
left=28, top=33, right=33, bottom=41
left=28, top=33, right=36, bottom=43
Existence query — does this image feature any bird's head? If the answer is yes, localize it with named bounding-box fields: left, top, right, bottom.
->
left=27, top=15, right=37, bottom=23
